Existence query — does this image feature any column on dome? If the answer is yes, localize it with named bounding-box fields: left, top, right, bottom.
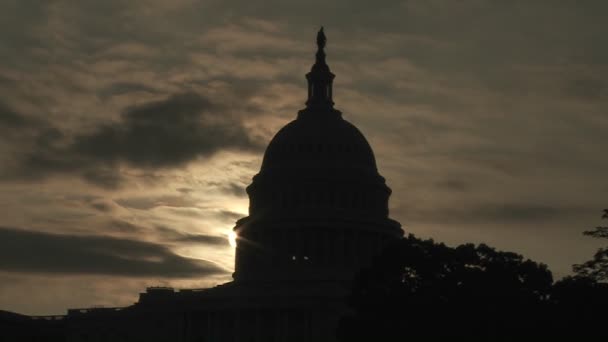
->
left=281, top=229, right=287, bottom=265
left=352, top=230, right=359, bottom=266
left=314, top=229, right=320, bottom=263
left=345, top=230, right=352, bottom=266
left=337, top=229, right=344, bottom=266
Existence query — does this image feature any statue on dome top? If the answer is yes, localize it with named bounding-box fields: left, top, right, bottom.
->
left=317, top=27, right=326, bottom=50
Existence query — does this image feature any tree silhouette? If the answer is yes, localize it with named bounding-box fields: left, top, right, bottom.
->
left=338, top=235, right=553, bottom=341
left=573, top=209, right=608, bottom=281
left=550, top=275, right=608, bottom=339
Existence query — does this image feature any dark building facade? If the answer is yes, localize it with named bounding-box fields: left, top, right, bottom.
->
left=1, top=28, right=403, bottom=342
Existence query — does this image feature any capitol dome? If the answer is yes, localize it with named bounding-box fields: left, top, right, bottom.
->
left=233, top=28, right=402, bottom=284
left=261, top=114, right=379, bottom=176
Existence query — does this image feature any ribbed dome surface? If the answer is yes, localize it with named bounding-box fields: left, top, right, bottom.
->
left=261, top=112, right=378, bottom=174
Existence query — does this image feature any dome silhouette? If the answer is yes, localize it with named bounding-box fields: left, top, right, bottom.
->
left=233, top=28, right=402, bottom=285
left=261, top=114, right=379, bottom=175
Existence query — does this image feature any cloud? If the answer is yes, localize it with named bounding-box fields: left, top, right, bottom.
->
left=0, top=100, right=56, bottom=139
left=402, top=203, right=587, bottom=225
left=471, top=204, right=575, bottom=223
left=108, top=220, right=146, bottom=234
left=204, top=179, right=249, bottom=198
left=115, top=194, right=200, bottom=211
left=220, top=182, right=247, bottom=197
left=155, top=226, right=228, bottom=246
left=433, top=178, right=470, bottom=192
left=217, top=210, right=246, bottom=222
left=0, top=101, right=28, bottom=127
left=72, top=92, right=261, bottom=167
left=67, top=195, right=117, bottom=213
left=0, top=226, right=227, bottom=278
left=80, top=167, right=124, bottom=189
left=563, top=78, right=607, bottom=100
left=176, top=234, right=228, bottom=245
left=1, top=92, right=264, bottom=188
left=97, top=82, right=161, bottom=100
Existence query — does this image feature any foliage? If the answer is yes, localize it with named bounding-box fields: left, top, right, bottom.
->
left=339, top=217, right=608, bottom=341
left=550, top=275, right=608, bottom=339
left=338, top=235, right=553, bottom=341
left=574, top=209, right=608, bottom=281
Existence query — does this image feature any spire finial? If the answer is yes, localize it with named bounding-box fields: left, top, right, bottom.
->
left=317, top=26, right=326, bottom=51
left=304, top=26, right=335, bottom=111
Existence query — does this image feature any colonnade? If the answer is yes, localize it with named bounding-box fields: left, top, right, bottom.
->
left=236, top=226, right=392, bottom=280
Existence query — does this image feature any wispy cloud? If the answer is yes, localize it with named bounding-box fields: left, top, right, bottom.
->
left=0, top=226, right=227, bottom=277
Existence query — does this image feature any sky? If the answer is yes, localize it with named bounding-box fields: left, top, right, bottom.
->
left=0, top=0, right=607, bottom=315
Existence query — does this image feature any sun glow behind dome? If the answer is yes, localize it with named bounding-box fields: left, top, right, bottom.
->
left=228, top=231, right=237, bottom=248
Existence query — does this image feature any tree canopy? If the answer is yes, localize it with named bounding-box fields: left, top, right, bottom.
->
left=573, top=209, right=608, bottom=281
left=339, top=234, right=608, bottom=341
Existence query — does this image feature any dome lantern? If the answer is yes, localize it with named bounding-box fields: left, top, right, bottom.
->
left=305, top=27, right=335, bottom=110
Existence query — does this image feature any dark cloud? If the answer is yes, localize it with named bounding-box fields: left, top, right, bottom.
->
left=177, top=234, right=228, bottom=245
left=0, top=101, right=57, bottom=142
left=0, top=226, right=226, bottom=277
left=176, top=187, right=195, bottom=194
left=108, top=220, right=146, bottom=234
left=0, top=102, right=73, bottom=179
left=221, top=182, right=247, bottom=197
left=0, top=102, right=28, bottom=127
left=1, top=92, right=263, bottom=188
left=60, top=195, right=117, bottom=213
left=72, top=92, right=262, bottom=168
left=81, top=167, right=124, bottom=189
left=0, top=101, right=72, bottom=182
